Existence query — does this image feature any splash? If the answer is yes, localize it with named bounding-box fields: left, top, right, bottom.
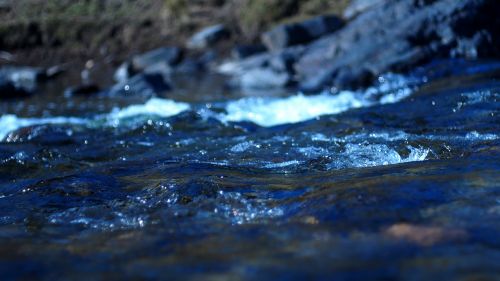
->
left=0, top=98, right=190, bottom=140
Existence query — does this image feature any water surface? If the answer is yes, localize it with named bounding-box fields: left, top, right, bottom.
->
left=0, top=59, right=499, bottom=280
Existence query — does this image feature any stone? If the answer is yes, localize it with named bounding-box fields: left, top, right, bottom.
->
left=187, top=24, right=230, bottom=50
left=131, top=47, right=183, bottom=72
left=239, top=68, right=292, bottom=90
left=114, top=47, right=182, bottom=83
left=295, top=0, right=500, bottom=91
left=64, top=84, right=100, bottom=97
left=0, top=77, right=31, bottom=99
left=219, top=47, right=304, bottom=90
left=231, top=44, right=267, bottom=60
left=261, top=15, right=343, bottom=51
left=343, top=0, right=388, bottom=19
left=0, top=66, right=46, bottom=97
left=109, top=73, right=171, bottom=97
left=175, top=51, right=216, bottom=73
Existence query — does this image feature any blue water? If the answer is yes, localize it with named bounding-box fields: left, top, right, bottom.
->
left=0, top=59, right=499, bottom=280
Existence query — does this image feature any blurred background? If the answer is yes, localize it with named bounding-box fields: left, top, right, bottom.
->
left=0, top=0, right=350, bottom=66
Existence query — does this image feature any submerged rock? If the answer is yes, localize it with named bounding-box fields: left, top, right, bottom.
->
left=187, top=24, right=229, bottom=50
left=261, top=15, right=343, bottom=51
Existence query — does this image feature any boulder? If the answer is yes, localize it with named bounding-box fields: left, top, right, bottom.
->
left=219, top=46, right=304, bottom=90
left=0, top=77, right=31, bottom=99
left=175, top=51, right=216, bottom=73
left=343, top=0, right=388, bottom=19
left=261, top=15, right=343, bottom=51
left=0, top=66, right=47, bottom=98
left=109, top=73, right=171, bottom=97
left=131, top=47, right=182, bottom=71
left=295, top=0, right=500, bottom=91
left=231, top=44, right=267, bottom=60
left=187, top=24, right=230, bottom=50
left=239, top=68, right=292, bottom=90
left=64, top=84, right=100, bottom=97
left=114, top=47, right=182, bottom=83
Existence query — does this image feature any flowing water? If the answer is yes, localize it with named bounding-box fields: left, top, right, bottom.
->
left=0, top=59, right=499, bottom=280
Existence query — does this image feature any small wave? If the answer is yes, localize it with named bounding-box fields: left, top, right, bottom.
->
left=0, top=98, right=190, bottom=141
left=222, top=92, right=368, bottom=127
left=328, top=144, right=430, bottom=169
left=221, top=74, right=416, bottom=127
left=0, top=114, right=86, bottom=141
left=106, top=98, right=190, bottom=126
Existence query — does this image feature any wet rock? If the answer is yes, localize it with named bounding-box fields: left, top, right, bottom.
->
left=0, top=77, right=31, bottom=99
left=175, top=51, right=216, bottom=74
left=64, top=84, right=100, bottom=97
left=239, top=68, right=292, bottom=90
left=261, top=15, right=343, bottom=51
left=343, top=0, right=388, bottom=19
left=231, top=44, right=267, bottom=60
left=0, top=66, right=44, bottom=87
left=109, top=72, right=171, bottom=97
left=296, top=0, right=500, bottom=91
left=131, top=47, right=183, bottom=72
left=220, top=47, right=304, bottom=75
left=0, top=51, right=15, bottom=62
left=187, top=24, right=230, bottom=50
left=0, top=66, right=48, bottom=98
left=114, top=62, right=134, bottom=83
left=114, top=47, right=182, bottom=82
left=220, top=47, right=304, bottom=90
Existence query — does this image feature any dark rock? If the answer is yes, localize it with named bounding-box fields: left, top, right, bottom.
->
left=114, top=62, right=134, bottom=83
left=114, top=47, right=183, bottom=82
left=109, top=73, right=171, bottom=97
left=343, top=0, right=388, bottom=19
left=64, top=84, right=100, bottom=97
left=239, top=68, right=292, bottom=89
left=219, top=46, right=304, bottom=90
left=0, top=77, right=31, bottom=99
left=0, top=51, right=14, bottom=62
left=296, top=0, right=500, bottom=92
left=220, top=46, right=305, bottom=75
left=261, top=15, right=343, bottom=51
left=175, top=51, right=216, bottom=73
left=131, top=47, right=183, bottom=71
left=0, top=66, right=46, bottom=98
left=231, top=44, right=267, bottom=60
left=187, top=24, right=230, bottom=50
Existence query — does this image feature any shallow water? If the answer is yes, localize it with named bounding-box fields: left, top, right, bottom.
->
left=0, top=59, right=499, bottom=280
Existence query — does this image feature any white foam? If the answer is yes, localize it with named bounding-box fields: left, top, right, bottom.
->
left=221, top=73, right=416, bottom=127
left=0, top=114, right=86, bottom=140
left=0, top=98, right=190, bottom=141
left=109, top=98, right=189, bottom=120
left=107, top=98, right=190, bottom=125
left=329, top=144, right=430, bottom=169
left=222, top=92, right=368, bottom=127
